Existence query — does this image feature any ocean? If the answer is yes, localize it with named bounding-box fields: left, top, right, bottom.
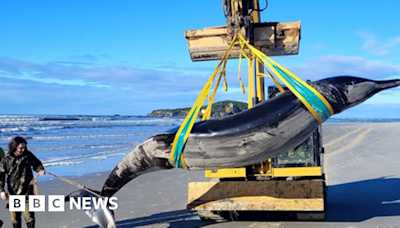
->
left=0, top=115, right=183, bottom=180
left=1, top=114, right=399, bottom=181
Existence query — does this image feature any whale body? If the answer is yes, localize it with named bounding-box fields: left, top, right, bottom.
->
left=69, top=76, right=400, bottom=228
left=100, top=76, right=400, bottom=197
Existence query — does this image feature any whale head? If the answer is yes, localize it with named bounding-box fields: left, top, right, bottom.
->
left=312, top=76, right=400, bottom=114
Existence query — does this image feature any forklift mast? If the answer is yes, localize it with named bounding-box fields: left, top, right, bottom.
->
left=223, top=0, right=260, bottom=39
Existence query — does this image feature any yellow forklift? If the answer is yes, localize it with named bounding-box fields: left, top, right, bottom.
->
left=184, top=0, right=326, bottom=221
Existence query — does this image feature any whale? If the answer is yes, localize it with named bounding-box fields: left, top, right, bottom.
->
left=100, top=76, right=400, bottom=197
left=65, top=189, right=116, bottom=228
left=68, top=76, right=400, bottom=228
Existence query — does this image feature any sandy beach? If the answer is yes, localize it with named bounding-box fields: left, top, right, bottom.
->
left=1, top=122, right=400, bottom=228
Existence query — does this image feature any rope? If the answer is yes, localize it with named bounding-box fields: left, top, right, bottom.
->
left=30, top=174, right=40, bottom=195
left=47, top=172, right=103, bottom=198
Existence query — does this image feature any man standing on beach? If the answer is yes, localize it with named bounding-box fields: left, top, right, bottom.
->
left=0, top=137, right=46, bottom=228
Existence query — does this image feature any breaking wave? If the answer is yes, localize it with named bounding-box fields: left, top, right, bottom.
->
left=0, top=115, right=180, bottom=176
left=44, top=161, right=86, bottom=167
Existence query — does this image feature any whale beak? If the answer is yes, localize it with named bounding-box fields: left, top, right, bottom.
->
left=375, top=79, right=400, bottom=91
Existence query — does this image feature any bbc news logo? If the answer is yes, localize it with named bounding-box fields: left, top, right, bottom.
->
left=9, top=195, right=118, bottom=212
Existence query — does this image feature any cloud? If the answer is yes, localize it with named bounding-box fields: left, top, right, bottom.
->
left=0, top=57, right=229, bottom=115
left=281, top=55, right=400, bottom=107
left=70, top=54, right=98, bottom=62
left=304, top=43, right=326, bottom=51
left=1, top=54, right=399, bottom=116
left=288, top=55, right=400, bottom=80
left=0, top=76, right=165, bottom=115
left=0, top=57, right=212, bottom=93
left=356, top=31, right=400, bottom=56
left=0, top=57, right=41, bottom=75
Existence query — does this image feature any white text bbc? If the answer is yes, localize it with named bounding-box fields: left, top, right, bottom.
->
left=9, top=195, right=118, bottom=212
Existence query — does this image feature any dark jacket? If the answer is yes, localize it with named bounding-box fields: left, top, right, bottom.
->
left=0, top=147, right=4, bottom=160
left=0, top=151, right=44, bottom=195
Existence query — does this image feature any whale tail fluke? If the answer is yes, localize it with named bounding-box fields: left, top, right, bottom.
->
left=101, top=135, right=175, bottom=198
left=66, top=189, right=116, bottom=228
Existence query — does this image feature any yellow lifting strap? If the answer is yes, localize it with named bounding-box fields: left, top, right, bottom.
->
left=258, top=71, right=286, bottom=94
left=170, top=35, right=241, bottom=169
left=237, top=34, right=334, bottom=124
left=170, top=34, right=334, bottom=169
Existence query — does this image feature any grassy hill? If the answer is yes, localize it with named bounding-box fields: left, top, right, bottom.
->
left=147, top=100, right=248, bottom=118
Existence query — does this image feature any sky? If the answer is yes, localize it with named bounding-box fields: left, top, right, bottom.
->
left=0, top=0, right=399, bottom=118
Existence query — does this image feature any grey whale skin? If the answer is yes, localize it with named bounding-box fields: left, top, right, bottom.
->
left=101, top=76, right=400, bottom=198
left=70, top=76, right=400, bottom=228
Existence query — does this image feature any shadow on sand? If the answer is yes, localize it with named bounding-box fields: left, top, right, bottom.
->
left=83, top=177, right=400, bottom=227
left=82, top=209, right=214, bottom=228
left=327, top=176, right=400, bottom=222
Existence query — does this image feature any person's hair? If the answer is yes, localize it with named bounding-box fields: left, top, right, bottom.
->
left=8, top=136, right=28, bottom=154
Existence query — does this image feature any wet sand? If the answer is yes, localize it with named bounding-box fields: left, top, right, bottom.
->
left=1, top=122, right=400, bottom=228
